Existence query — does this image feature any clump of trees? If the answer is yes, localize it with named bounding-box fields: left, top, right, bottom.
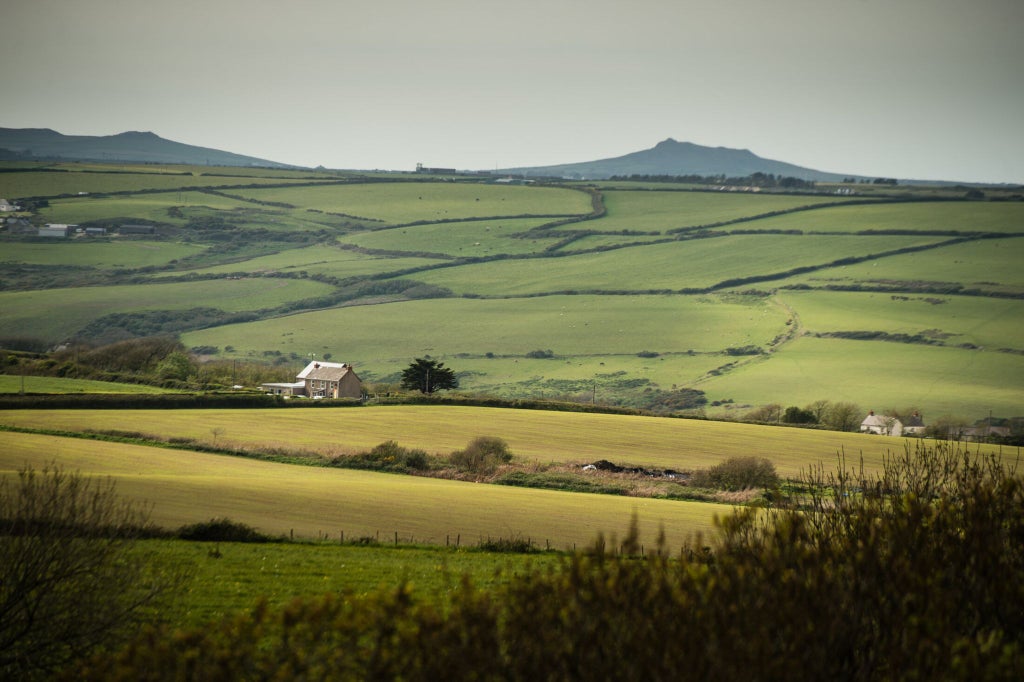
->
left=745, top=399, right=863, bottom=431
left=73, top=442, right=1024, bottom=679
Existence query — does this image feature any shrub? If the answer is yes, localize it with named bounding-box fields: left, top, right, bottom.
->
left=449, top=436, right=512, bottom=474
left=689, top=456, right=780, bottom=491
left=176, top=518, right=275, bottom=543
left=333, top=441, right=433, bottom=473
left=0, top=464, right=180, bottom=680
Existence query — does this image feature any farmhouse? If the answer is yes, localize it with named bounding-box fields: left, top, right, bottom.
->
left=262, top=360, right=362, bottom=399
left=860, top=411, right=903, bottom=436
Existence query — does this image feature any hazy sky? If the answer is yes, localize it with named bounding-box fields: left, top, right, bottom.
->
left=3, top=0, right=1022, bottom=183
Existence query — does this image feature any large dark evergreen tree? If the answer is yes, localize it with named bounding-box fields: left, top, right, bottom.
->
left=400, top=357, right=458, bottom=394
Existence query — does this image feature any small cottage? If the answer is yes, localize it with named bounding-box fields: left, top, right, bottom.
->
left=860, top=411, right=902, bottom=436
left=263, top=360, right=362, bottom=399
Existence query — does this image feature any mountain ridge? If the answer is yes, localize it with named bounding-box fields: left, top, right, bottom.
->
left=0, top=127, right=290, bottom=168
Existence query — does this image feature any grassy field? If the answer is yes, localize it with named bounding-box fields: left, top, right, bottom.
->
left=774, top=236, right=1024, bottom=296
left=0, top=240, right=207, bottom=268
left=403, top=234, right=948, bottom=296
left=0, top=405, right=938, bottom=477
left=142, top=539, right=563, bottom=628
left=0, top=376, right=177, bottom=394
left=339, top=218, right=559, bottom=257
left=726, top=200, right=1024, bottom=234
left=3, top=159, right=1021, bottom=421
left=230, top=183, right=594, bottom=224
left=0, top=429, right=723, bottom=551
left=582, top=190, right=850, bottom=233
left=781, top=290, right=1024, bottom=350
left=182, top=293, right=788, bottom=372
left=700, top=336, right=1024, bottom=419
left=0, top=278, right=335, bottom=341
left=0, top=170, right=318, bottom=199
left=155, top=243, right=444, bottom=279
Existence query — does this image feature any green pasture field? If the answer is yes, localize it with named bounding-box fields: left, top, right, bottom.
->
left=445, top=352, right=732, bottom=400
left=0, top=405, right=935, bottom=480
left=0, top=375, right=176, bottom=394
left=142, top=539, right=563, bottom=628
left=725, top=200, right=1024, bottom=234
left=781, top=290, right=1024, bottom=351
left=155, top=243, right=444, bottom=279
left=0, top=430, right=722, bottom=551
left=774, top=236, right=1024, bottom=295
left=0, top=169, right=316, bottom=199
left=403, top=234, right=948, bottom=296
left=339, top=218, right=559, bottom=257
left=0, top=240, right=206, bottom=269
left=37, top=190, right=260, bottom=225
left=229, top=182, right=593, bottom=224
left=182, top=294, right=788, bottom=369
left=700, top=336, right=1024, bottom=420
left=0, top=277, right=335, bottom=342
left=558, top=234, right=671, bottom=250
left=582, top=190, right=850, bottom=233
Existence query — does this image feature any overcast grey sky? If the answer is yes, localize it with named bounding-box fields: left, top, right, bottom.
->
left=3, top=0, right=1022, bottom=183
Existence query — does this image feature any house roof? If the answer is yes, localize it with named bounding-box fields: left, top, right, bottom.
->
left=904, top=413, right=925, bottom=427
left=296, top=360, right=348, bottom=380
left=860, top=413, right=891, bottom=428
left=306, top=365, right=353, bottom=382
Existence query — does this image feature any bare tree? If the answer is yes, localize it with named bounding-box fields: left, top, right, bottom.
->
left=0, top=464, right=183, bottom=679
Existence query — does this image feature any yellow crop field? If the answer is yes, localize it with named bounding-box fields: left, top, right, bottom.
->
left=0, top=431, right=720, bottom=550
left=0, top=405, right=936, bottom=477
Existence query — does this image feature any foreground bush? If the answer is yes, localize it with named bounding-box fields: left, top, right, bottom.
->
left=0, top=465, right=181, bottom=681
left=73, top=442, right=1023, bottom=680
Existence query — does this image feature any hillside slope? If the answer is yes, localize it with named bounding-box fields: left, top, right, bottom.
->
left=0, top=128, right=289, bottom=167
left=499, top=138, right=849, bottom=181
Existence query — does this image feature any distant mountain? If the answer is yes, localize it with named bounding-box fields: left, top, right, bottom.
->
left=0, top=128, right=290, bottom=167
left=497, top=138, right=851, bottom=182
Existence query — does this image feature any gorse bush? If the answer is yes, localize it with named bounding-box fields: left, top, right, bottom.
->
left=332, top=440, right=433, bottom=473
left=449, top=436, right=512, bottom=474
left=176, top=518, right=276, bottom=543
left=73, top=442, right=1024, bottom=680
left=689, top=455, right=780, bottom=491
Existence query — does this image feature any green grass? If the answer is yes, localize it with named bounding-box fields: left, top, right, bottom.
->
left=182, top=293, right=788, bottom=370
left=0, top=240, right=207, bottom=268
left=580, top=190, right=851, bottom=233
left=0, top=278, right=336, bottom=342
left=700, top=336, right=1024, bottom=419
left=141, top=539, right=561, bottom=628
left=729, top=200, right=1024, bottom=234
left=775, top=236, right=1024, bottom=295
left=155, top=243, right=444, bottom=279
left=781, top=290, right=1024, bottom=350
left=0, top=170, right=317, bottom=198
left=404, top=234, right=948, bottom=296
left=37, top=191, right=259, bottom=225
left=0, top=429, right=722, bottom=551
left=339, top=218, right=559, bottom=257
left=0, top=375, right=177, bottom=394
left=230, top=183, right=593, bottom=224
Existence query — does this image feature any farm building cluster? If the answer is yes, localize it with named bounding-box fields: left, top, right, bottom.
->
left=261, top=360, right=362, bottom=400
left=859, top=410, right=1012, bottom=441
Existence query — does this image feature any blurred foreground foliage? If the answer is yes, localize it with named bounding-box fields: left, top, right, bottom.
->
left=72, top=441, right=1023, bottom=680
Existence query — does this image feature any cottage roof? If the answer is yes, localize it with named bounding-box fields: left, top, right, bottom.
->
left=305, top=365, right=352, bottom=382
left=296, top=360, right=348, bottom=380
left=860, top=412, right=890, bottom=428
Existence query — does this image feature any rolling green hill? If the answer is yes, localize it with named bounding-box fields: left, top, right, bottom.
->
left=1, top=161, right=1022, bottom=422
